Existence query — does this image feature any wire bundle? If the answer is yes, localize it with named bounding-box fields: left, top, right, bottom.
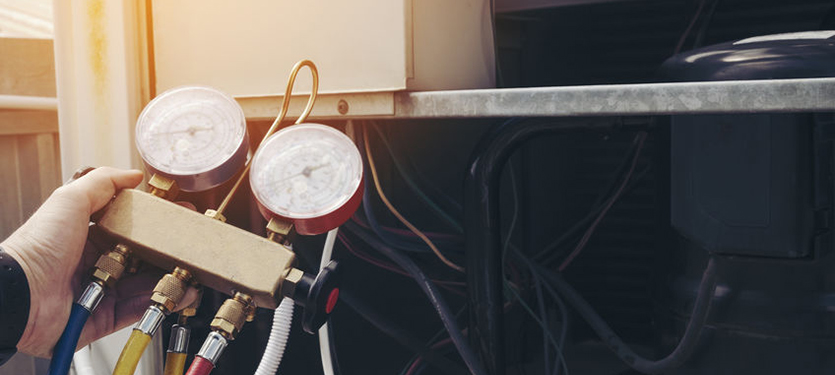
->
left=339, top=122, right=578, bottom=375
left=349, top=120, right=718, bottom=375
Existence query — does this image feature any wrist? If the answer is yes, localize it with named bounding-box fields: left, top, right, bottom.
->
left=0, top=245, right=30, bottom=365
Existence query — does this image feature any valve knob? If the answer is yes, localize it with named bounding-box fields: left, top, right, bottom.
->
left=291, top=261, right=340, bottom=334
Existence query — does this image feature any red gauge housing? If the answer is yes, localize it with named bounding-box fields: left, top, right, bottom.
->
left=249, top=124, right=364, bottom=235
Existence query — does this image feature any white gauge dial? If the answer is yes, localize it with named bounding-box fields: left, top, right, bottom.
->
left=135, top=86, right=249, bottom=192
left=250, top=124, right=363, bottom=234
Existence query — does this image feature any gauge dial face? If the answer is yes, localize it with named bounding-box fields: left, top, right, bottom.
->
left=250, top=124, right=363, bottom=221
left=135, top=86, right=248, bottom=190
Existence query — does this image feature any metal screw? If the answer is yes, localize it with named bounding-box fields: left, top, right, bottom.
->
left=337, top=99, right=349, bottom=115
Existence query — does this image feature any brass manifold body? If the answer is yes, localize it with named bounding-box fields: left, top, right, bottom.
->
left=93, top=188, right=302, bottom=309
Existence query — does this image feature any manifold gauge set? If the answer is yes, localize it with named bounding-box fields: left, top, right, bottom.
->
left=134, top=85, right=364, bottom=235
left=49, top=61, right=361, bottom=375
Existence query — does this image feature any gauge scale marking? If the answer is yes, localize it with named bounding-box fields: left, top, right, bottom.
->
left=250, top=124, right=363, bottom=235
left=135, top=86, right=249, bottom=192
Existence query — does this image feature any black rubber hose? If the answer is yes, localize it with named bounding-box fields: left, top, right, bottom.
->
left=464, top=117, right=625, bottom=374
left=292, top=234, right=465, bottom=374
left=532, top=256, right=718, bottom=374
left=345, top=221, right=486, bottom=375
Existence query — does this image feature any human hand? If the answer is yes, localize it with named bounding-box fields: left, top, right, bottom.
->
left=0, top=167, right=196, bottom=357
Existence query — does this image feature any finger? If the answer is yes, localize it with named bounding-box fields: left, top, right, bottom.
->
left=64, top=167, right=143, bottom=215
left=79, top=292, right=152, bottom=347
left=77, top=270, right=162, bottom=346
left=173, top=286, right=201, bottom=312
left=111, top=270, right=163, bottom=300
left=112, top=294, right=155, bottom=334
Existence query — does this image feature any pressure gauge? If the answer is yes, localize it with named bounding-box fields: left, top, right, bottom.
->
left=250, top=124, right=364, bottom=235
left=135, top=86, right=249, bottom=192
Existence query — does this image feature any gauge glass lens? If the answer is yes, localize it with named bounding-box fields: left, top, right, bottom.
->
left=136, top=86, right=246, bottom=176
left=250, top=124, right=363, bottom=219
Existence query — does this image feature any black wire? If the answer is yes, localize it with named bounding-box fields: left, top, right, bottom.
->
left=692, top=0, right=720, bottom=49
left=358, top=127, right=433, bottom=254
left=399, top=306, right=469, bottom=375
left=338, top=290, right=468, bottom=375
left=293, top=232, right=464, bottom=375
left=535, top=132, right=650, bottom=265
left=372, top=123, right=464, bottom=234
left=530, top=255, right=719, bottom=375
left=359, top=126, right=464, bottom=254
left=361, top=190, right=435, bottom=253
left=673, top=0, right=708, bottom=55
left=533, top=267, right=551, bottom=375
left=344, top=220, right=487, bottom=375
left=504, top=154, right=566, bottom=375
left=510, top=248, right=570, bottom=375
left=404, top=154, right=464, bottom=217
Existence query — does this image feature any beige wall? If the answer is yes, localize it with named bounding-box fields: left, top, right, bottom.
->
left=0, top=38, right=61, bottom=241
left=0, top=37, right=59, bottom=374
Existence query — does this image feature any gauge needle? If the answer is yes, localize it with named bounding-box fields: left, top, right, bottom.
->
left=302, top=162, right=330, bottom=177
left=158, top=126, right=213, bottom=135
left=273, top=163, right=330, bottom=185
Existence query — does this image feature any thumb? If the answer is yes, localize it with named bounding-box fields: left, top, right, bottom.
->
left=63, top=167, right=144, bottom=215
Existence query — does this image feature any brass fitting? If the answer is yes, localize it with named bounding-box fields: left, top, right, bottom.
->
left=204, top=209, right=227, bottom=223
left=151, top=267, right=192, bottom=313
left=92, top=244, right=131, bottom=288
left=210, top=292, right=256, bottom=340
left=281, top=268, right=305, bottom=301
left=148, top=174, right=180, bottom=201
left=266, top=218, right=293, bottom=243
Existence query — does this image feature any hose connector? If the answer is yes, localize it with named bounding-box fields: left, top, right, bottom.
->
left=167, top=324, right=190, bottom=354
left=266, top=218, right=293, bottom=245
left=204, top=209, right=227, bottom=223
left=92, top=243, right=131, bottom=288
left=76, top=281, right=105, bottom=312
left=281, top=261, right=341, bottom=334
left=196, top=331, right=228, bottom=366
left=210, top=292, right=256, bottom=341
left=135, top=305, right=166, bottom=336
left=151, top=267, right=192, bottom=314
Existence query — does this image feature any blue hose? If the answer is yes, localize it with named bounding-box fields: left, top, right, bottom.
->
left=47, top=303, right=91, bottom=375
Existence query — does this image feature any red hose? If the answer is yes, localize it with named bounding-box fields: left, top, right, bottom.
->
left=185, top=356, right=215, bottom=375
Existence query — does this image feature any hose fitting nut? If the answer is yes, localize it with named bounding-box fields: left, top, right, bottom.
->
left=196, top=331, right=228, bottom=365
left=92, top=244, right=131, bottom=288
left=135, top=305, right=166, bottom=336
left=151, top=267, right=192, bottom=313
left=167, top=324, right=190, bottom=354
left=76, top=281, right=105, bottom=312
left=210, top=292, right=256, bottom=340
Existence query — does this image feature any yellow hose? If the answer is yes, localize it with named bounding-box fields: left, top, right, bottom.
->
left=163, top=352, right=188, bottom=375
left=112, top=329, right=152, bottom=375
